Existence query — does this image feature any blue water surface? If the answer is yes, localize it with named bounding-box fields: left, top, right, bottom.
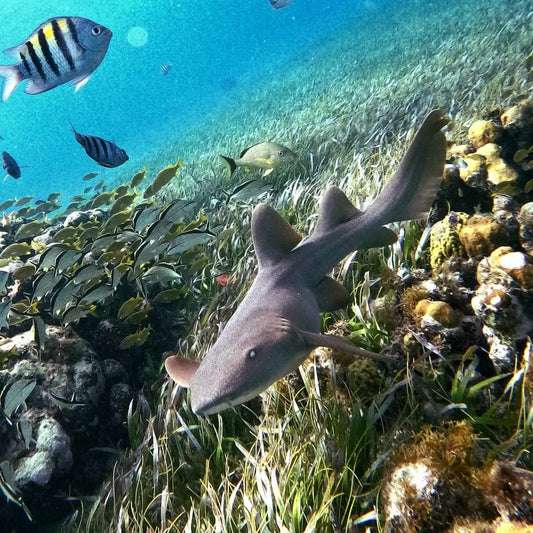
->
left=0, top=0, right=368, bottom=203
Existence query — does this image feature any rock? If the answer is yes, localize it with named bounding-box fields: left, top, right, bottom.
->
left=485, top=333, right=516, bottom=372
left=63, top=209, right=105, bottom=228
left=36, top=418, right=72, bottom=475
left=382, top=423, right=491, bottom=532
left=501, top=99, right=533, bottom=148
left=72, top=357, right=105, bottom=408
left=384, top=462, right=440, bottom=532
left=483, top=462, right=533, bottom=523
left=517, top=202, right=533, bottom=255
left=108, top=383, right=133, bottom=429
left=471, top=286, right=519, bottom=334
left=0, top=326, right=105, bottom=430
left=459, top=215, right=509, bottom=258
left=14, top=451, right=54, bottom=489
left=102, top=359, right=129, bottom=386
left=490, top=249, right=533, bottom=289
left=468, top=120, right=502, bottom=149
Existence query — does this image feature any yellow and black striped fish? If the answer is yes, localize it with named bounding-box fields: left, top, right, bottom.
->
left=71, top=123, right=129, bottom=168
left=0, top=17, right=112, bottom=102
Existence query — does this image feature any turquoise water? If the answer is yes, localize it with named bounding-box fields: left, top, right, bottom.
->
left=0, top=0, right=369, bottom=202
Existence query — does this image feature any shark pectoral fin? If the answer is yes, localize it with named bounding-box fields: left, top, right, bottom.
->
left=165, top=355, right=200, bottom=387
left=298, top=330, right=394, bottom=364
left=313, top=276, right=351, bottom=312
left=252, top=204, right=302, bottom=267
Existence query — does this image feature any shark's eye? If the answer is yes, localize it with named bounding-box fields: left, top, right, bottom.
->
left=248, top=349, right=257, bottom=359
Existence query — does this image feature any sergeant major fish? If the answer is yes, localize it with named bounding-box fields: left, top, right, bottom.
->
left=270, top=0, right=294, bottom=8
left=220, top=141, right=296, bottom=178
left=71, top=124, right=129, bottom=168
left=0, top=17, right=112, bottom=102
left=2, top=151, right=21, bottom=180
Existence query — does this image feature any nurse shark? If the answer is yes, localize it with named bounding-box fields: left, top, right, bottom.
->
left=166, top=110, right=448, bottom=415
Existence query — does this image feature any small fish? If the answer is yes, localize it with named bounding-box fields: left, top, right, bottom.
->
left=71, top=124, right=129, bottom=168
left=0, top=199, right=16, bottom=211
left=143, top=159, right=185, bottom=198
left=0, top=17, right=112, bottom=101
left=2, top=151, right=21, bottom=180
left=160, top=62, right=172, bottom=75
left=270, top=0, right=294, bottom=8
left=220, top=142, right=296, bottom=177
left=119, top=325, right=151, bottom=350
left=15, top=195, right=34, bottom=207
left=82, top=172, right=99, bottom=181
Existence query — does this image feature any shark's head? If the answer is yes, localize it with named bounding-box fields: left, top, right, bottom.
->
left=166, top=315, right=311, bottom=416
left=190, top=315, right=311, bottom=415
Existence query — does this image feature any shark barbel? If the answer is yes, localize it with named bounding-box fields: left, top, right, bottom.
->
left=166, top=110, right=449, bottom=415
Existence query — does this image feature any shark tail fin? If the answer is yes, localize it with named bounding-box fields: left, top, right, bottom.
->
left=365, top=109, right=449, bottom=225
left=220, top=155, right=237, bottom=177
left=252, top=203, right=302, bottom=267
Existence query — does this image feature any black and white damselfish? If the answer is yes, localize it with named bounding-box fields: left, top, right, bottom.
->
left=2, top=151, right=21, bottom=180
left=71, top=124, right=129, bottom=168
left=0, top=17, right=112, bottom=102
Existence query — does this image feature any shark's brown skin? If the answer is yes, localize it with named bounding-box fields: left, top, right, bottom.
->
left=166, top=110, right=449, bottom=415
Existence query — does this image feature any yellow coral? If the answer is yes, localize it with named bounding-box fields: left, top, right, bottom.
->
left=459, top=215, right=508, bottom=258
left=476, top=143, right=519, bottom=188
left=415, top=299, right=460, bottom=328
left=468, top=120, right=502, bottom=149
left=429, top=212, right=469, bottom=269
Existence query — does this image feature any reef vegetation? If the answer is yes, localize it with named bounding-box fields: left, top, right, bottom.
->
left=0, top=0, right=532, bottom=531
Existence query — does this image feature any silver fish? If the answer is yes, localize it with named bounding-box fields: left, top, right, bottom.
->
left=270, top=0, right=294, bottom=8
left=71, top=124, right=128, bottom=168
left=0, top=17, right=112, bottom=101
left=2, top=151, right=21, bottom=179
left=220, top=141, right=296, bottom=177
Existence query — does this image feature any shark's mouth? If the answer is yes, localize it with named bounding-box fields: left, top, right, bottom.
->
left=193, top=383, right=269, bottom=416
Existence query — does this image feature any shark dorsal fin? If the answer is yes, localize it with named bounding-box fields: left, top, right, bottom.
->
left=252, top=203, right=302, bottom=267
left=313, top=276, right=351, bottom=312
left=165, top=355, right=200, bottom=387
left=313, top=186, right=363, bottom=236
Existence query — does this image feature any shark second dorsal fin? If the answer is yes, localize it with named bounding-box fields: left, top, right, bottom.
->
left=165, top=355, right=200, bottom=387
left=252, top=203, right=302, bottom=267
left=313, top=276, right=351, bottom=312
left=313, top=186, right=362, bottom=236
